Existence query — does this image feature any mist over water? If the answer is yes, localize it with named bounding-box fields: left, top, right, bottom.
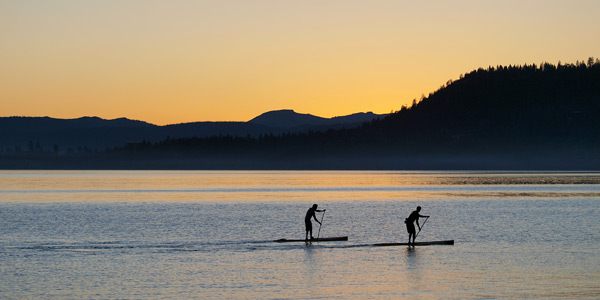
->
left=1, top=171, right=599, bottom=299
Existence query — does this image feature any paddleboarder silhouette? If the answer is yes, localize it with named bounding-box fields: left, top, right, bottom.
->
left=405, top=206, right=429, bottom=245
left=305, top=204, right=325, bottom=241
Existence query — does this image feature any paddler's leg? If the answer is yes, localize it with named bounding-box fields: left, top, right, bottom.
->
left=305, top=220, right=311, bottom=241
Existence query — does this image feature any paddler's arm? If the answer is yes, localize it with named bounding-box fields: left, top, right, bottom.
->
left=312, top=213, right=321, bottom=225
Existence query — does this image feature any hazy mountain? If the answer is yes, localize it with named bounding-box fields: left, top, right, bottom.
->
left=0, top=110, right=386, bottom=152
left=248, top=109, right=386, bottom=129
left=0, top=116, right=156, bottom=151
left=0, top=116, right=153, bottom=134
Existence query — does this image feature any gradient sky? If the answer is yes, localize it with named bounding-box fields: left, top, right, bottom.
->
left=2, top=0, right=599, bottom=125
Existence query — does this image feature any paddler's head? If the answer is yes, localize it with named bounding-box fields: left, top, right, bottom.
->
left=312, top=204, right=318, bottom=209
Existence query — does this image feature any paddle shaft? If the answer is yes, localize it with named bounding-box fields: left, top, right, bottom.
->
left=414, top=216, right=429, bottom=239
left=317, top=211, right=326, bottom=239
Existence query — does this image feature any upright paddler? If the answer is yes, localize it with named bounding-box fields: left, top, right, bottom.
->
left=305, top=204, right=325, bottom=241
left=405, top=206, right=429, bottom=245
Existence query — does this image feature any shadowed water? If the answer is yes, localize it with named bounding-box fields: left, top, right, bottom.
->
left=1, top=171, right=599, bottom=299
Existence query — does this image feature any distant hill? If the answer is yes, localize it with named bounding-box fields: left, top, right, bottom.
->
left=249, top=110, right=328, bottom=128
left=0, top=111, right=386, bottom=152
left=248, top=109, right=386, bottom=129
left=0, top=116, right=156, bottom=152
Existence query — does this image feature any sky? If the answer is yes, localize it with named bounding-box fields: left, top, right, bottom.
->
left=1, top=0, right=599, bottom=125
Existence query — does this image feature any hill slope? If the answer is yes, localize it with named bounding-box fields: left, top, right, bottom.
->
left=366, top=62, right=600, bottom=153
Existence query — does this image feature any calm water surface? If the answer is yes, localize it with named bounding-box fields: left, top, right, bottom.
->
left=1, top=171, right=599, bottom=299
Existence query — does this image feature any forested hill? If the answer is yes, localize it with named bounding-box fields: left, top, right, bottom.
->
left=362, top=60, right=600, bottom=153
left=107, top=60, right=600, bottom=169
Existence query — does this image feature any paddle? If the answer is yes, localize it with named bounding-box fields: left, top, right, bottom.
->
left=317, top=210, right=326, bottom=239
left=414, top=216, right=429, bottom=240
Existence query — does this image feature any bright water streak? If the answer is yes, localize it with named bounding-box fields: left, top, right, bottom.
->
left=1, top=171, right=600, bottom=299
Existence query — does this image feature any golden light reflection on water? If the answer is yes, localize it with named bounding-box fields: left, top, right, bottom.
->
left=2, top=170, right=600, bottom=203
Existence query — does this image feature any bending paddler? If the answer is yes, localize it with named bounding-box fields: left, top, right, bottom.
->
left=305, top=204, right=325, bottom=241
left=405, top=206, right=429, bottom=245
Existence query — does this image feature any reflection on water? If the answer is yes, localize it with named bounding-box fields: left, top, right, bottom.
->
left=1, top=171, right=599, bottom=299
left=1, top=170, right=600, bottom=202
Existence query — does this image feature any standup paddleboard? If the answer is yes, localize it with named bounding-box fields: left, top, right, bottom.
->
left=372, top=240, right=454, bottom=246
left=274, top=236, right=348, bottom=243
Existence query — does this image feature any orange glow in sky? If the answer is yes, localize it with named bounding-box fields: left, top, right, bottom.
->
left=2, top=1, right=599, bottom=125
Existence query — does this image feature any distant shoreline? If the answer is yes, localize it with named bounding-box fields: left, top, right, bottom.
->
left=2, top=153, right=598, bottom=171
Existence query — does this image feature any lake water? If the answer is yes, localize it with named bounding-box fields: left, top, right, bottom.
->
left=1, top=171, right=599, bottom=299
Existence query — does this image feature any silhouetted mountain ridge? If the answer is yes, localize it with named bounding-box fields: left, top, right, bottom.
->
left=0, top=110, right=386, bottom=151
left=248, top=109, right=384, bottom=129
left=249, top=110, right=327, bottom=128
